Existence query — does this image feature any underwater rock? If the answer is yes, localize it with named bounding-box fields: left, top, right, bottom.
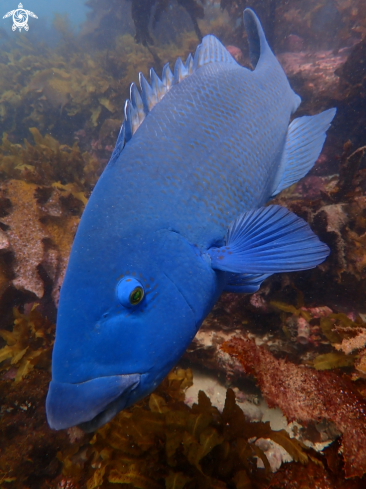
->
left=334, top=329, right=366, bottom=355
left=225, top=45, right=244, bottom=64
left=329, top=36, right=366, bottom=150
left=268, top=453, right=360, bottom=489
left=0, top=179, right=83, bottom=306
left=354, top=354, right=366, bottom=380
left=255, top=438, right=293, bottom=472
left=0, top=368, right=70, bottom=486
left=222, top=337, right=366, bottom=478
left=285, top=34, right=304, bottom=52
left=296, top=175, right=329, bottom=199
left=277, top=49, right=349, bottom=108
left=295, top=317, right=311, bottom=345
left=0, top=229, right=10, bottom=251
left=0, top=130, right=101, bottom=309
left=0, top=180, right=48, bottom=298
left=270, top=143, right=366, bottom=309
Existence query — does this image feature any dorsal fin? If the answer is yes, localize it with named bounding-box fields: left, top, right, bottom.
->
left=192, top=35, right=239, bottom=70
left=243, top=8, right=301, bottom=111
left=110, top=34, right=239, bottom=163
left=243, top=8, right=269, bottom=69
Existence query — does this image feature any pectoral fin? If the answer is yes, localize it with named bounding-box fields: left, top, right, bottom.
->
left=208, top=205, right=329, bottom=274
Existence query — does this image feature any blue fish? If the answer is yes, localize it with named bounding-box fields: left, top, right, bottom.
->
left=46, top=9, right=336, bottom=431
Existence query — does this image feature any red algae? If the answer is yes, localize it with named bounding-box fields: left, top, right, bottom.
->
left=221, top=337, right=366, bottom=478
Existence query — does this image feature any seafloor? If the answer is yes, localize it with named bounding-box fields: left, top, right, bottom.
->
left=0, top=0, right=366, bottom=488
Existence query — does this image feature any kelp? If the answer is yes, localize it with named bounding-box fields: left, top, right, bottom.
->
left=0, top=128, right=99, bottom=188
left=0, top=29, right=201, bottom=149
left=58, top=368, right=312, bottom=489
left=0, top=6, right=365, bottom=489
left=0, top=305, right=54, bottom=382
left=312, top=352, right=355, bottom=370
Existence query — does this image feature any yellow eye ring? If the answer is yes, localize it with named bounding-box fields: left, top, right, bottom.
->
left=129, top=286, right=144, bottom=305
left=116, top=277, right=145, bottom=308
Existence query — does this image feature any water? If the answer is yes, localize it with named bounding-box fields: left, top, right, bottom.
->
left=0, top=0, right=365, bottom=487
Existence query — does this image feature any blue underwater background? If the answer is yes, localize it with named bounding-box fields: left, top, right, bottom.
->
left=0, top=1, right=366, bottom=488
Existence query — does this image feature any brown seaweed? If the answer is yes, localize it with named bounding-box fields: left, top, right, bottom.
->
left=0, top=305, right=53, bottom=382
left=1, top=5, right=366, bottom=488
left=58, top=368, right=314, bottom=489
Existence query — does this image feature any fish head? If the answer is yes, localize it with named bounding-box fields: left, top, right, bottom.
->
left=46, top=228, right=222, bottom=431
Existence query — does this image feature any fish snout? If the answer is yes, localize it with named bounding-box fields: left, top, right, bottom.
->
left=46, top=373, right=140, bottom=431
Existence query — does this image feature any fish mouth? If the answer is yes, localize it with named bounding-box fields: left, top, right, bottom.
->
left=46, top=373, right=140, bottom=431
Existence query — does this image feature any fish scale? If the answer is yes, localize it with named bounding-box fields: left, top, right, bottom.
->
left=46, top=9, right=336, bottom=432
left=108, top=63, right=291, bottom=245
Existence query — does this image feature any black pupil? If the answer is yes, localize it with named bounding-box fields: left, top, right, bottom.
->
left=130, top=287, right=142, bottom=304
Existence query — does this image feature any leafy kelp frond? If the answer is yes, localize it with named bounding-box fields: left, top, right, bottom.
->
left=0, top=129, right=99, bottom=188
left=0, top=305, right=54, bottom=382
left=312, top=352, right=355, bottom=370
left=58, top=368, right=311, bottom=489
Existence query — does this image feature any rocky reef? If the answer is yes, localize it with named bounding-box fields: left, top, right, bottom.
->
left=1, top=0, right=366, bottom=487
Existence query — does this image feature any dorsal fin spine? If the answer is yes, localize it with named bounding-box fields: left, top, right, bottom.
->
left=150, top=68, right=166, bottom=100
left=130, top=83, right=145, bottom=125
left=185, top=53, right=193, bottom=74
left=192, top=44, right=203, bottom=71
left=130, top=104, right=140, bottom=134
left=162, top=63, right=173, bottom=90
left=118, top=32, right=238, bottom=150
left=174, top=57, right=189, bottom=84
left=139, top=73, right=155, bottom=113
left=149, top=78, right=159, bottom=108
left=123, top=100, right=133, bottom=142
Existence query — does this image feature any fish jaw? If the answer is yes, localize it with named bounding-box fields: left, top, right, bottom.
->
left=46, top=373, right=140, bottom=430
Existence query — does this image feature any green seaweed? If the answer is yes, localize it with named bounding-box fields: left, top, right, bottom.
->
left=312, top=352, right=355, bottom=370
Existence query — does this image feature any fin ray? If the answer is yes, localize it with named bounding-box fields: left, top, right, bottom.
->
left=193, top=35, right=238, bottom=70
left=224, top=273, right=271, bottom=293
left=271, top=108, right=337, bottom=197
left=208, top=205, right=329, bottom=274
left=109, top=10, right=270, bottom=160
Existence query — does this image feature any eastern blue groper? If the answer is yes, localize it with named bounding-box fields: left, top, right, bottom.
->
left=46, top=9, right=336, bottom=431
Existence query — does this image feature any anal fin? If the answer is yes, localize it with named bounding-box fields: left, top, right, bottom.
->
left=271, top=108, right=336, bottom=197
left=224, top=273, right=271, bottom=293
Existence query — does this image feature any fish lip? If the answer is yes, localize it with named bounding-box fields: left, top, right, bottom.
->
left=46, top=373, right=140, bottom=431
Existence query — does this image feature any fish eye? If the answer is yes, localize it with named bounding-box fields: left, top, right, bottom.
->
left=116, top=277, right=145, bottom=307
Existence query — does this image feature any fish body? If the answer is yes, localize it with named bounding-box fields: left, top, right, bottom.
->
left=46, top=9, right=336, bottom=431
